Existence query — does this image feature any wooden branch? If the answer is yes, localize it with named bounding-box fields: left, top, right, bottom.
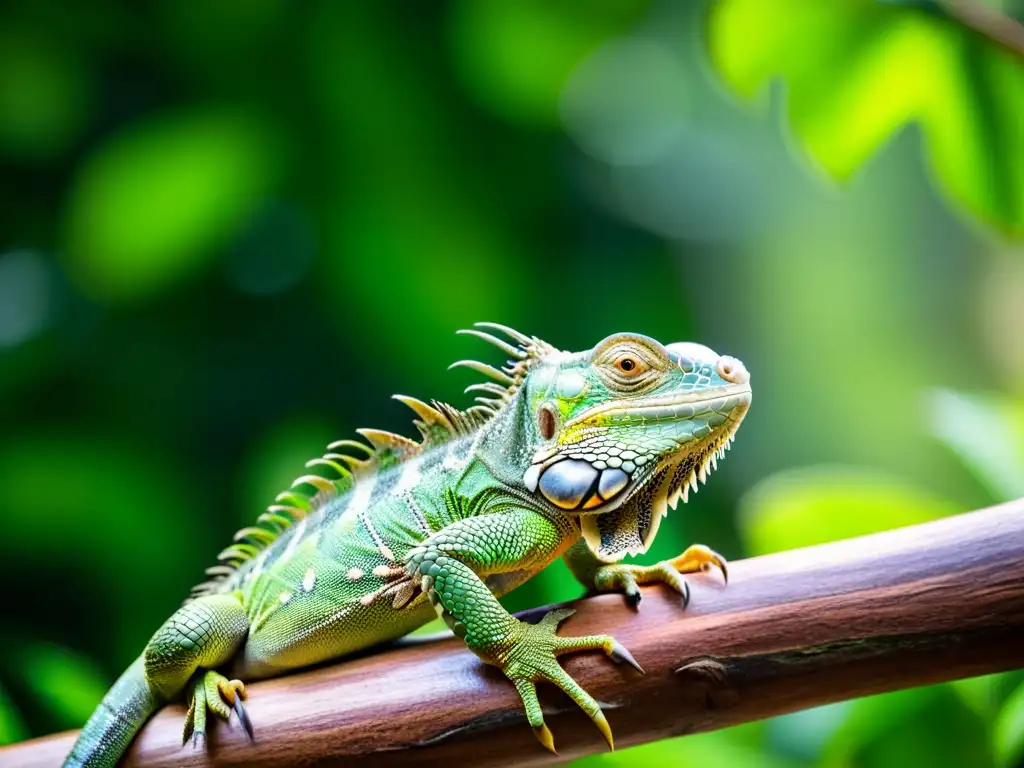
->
left=941, top=0, right=1024, bottom=58
left=6, top=499, right=1024, bottom=767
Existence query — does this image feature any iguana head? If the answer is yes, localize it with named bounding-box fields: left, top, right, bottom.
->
left=452, top=324, right=750, bottom=562
left=513, top=331, right=751, bottom=561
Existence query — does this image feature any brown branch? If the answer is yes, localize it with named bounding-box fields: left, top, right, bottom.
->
left=941, top=0, right=1024, bottom=58
left=5, top=499, right=1024, bottom=767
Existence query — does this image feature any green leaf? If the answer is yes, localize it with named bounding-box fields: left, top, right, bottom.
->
left=739, top=465, right=958, bottom=555
left=953, top=671, right=1024, bottom=722
left=0, top=681, right=28, bottom=746
left=767, top=701, right=852, bottom=761
left=63, top=109, right=280, bottom=302
left=309, top=3, right=529, bottom=379
left=448, top=0, right=649, bottom=127
left=0, top=29, right=92, bottom=162
left=926, top=389, right=1024, bottom=502
left=18, top=644, right=108, bottom=731
left=0, top=434, right=202, bottom=661
left=821, top=684, right=992, bottom=768
left=573, top=722, right=802, bottom=768
left=707, top=0, right=1024, bottom=238
left=994, top=681, right=1024, bottom=767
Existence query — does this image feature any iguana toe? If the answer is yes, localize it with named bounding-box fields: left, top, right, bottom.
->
left=593, top=542, right=726, bottom=609
left=489, top=608, right=638, bottom=753
left=670, top=544, right=728, bottom=583
left=181, top=671, right=251, bottom=748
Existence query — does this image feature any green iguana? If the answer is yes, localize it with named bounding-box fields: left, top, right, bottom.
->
left=64, top=324, right=751, bottom=766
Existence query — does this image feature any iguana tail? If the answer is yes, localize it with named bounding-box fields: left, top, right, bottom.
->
left=63, top=656, right=160, bottom=768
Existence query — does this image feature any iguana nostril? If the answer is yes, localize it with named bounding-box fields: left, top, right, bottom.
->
left=717, top=355, right=749, bottom=385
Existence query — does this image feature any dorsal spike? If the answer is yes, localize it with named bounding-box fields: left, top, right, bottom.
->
left=233, top=527, right=277, bottom=545
left=434, top=402, right=481, bottom=436
left=291, top=474, right=337, bottom=494
left=257, top=511, right=292, bottom=530
left=305, top=457, right=350, bottom=476
left=393, top=394, right=456, bottom=434
left=326, top=438, right=375, bottom=456
left=218, top=543, right=260, bottom=562
left=204, top=565, right=236, bottom=578
left=189, top=322, right=559, bottom=604
left=464, top=382, right=509, bottom=398
left=323, top=452, right=357, bottom=464
left=448, top=360, right=516, bottom=385
left=321, top=454, right=364, bottom=473
left=356, top=428, right=418, bottom=455
left=457, top=328, right=527, bottom=360
left=473, top=322, right=533, bottom=346
left=341, top=457, right=375, bottom=474
left=266, top=503, right=305, bottom=517
left=273, top=491, right=310, bottom=508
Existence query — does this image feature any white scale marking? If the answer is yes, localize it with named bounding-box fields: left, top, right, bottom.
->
left=442, top=453, right=468, bottom=471
left=403, top=491, right=432, bottom=536
left=395, top=455, right=423, bottom=494
left=277, top=517, right=308, bottom=565
left=348, top=473, right=396, bottom=561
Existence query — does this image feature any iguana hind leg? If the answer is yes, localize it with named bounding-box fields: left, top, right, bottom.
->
left=143, top=592, right=250, bottom=748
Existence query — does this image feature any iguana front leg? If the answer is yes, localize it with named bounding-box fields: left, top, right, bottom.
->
left=405, top=511, right=642, bottom=753
left=564, top=539, right=728, bottom=607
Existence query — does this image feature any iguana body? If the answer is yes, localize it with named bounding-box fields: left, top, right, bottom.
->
left=65, top=324, right=751, bottom=766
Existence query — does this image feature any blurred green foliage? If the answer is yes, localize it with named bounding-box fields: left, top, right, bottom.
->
left=0, top=0, right=1021, bottom=765
left=709, top=0, right=1024, bottom=236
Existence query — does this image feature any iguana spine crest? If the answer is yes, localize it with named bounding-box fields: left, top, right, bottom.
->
left=188, top=322, right=554, bottom=600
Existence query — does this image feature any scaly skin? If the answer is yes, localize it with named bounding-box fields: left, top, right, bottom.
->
left=64, top=324, right=751, bottom=765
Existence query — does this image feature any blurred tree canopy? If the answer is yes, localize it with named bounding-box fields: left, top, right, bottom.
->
left=0, top=0, right=1022, bottom=766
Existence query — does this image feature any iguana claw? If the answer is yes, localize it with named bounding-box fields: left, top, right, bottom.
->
left=181, top=671, right=251, bottom=747
left=233, top=694, right=254, bottom=741
left=487, top=608, right=642, bottom=754
left=593, top=543, right=726, bottom=608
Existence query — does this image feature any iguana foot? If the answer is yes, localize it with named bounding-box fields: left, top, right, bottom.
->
left=483, top=608, right=642, bottom=754
left=594, top=544, right=728, bottom=608
left=182, top=671, right=251, bottom=748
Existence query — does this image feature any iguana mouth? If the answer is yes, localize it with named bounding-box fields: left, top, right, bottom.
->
left=523, top=387, right=751, bottom=515
left=563, top=383, right=752, bottom=429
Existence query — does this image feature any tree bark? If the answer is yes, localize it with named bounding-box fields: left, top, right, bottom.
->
left=4, top=499, right=1023, bottom=767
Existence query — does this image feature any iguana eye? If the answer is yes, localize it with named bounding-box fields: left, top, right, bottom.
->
left=615, top=356, right=644, bottom=375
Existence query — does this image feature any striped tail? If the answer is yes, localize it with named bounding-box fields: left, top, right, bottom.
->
left=63, top=657, right=161, bottom=768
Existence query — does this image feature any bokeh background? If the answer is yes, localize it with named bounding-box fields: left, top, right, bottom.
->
left=2, top=0, right=1023, bottom=765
